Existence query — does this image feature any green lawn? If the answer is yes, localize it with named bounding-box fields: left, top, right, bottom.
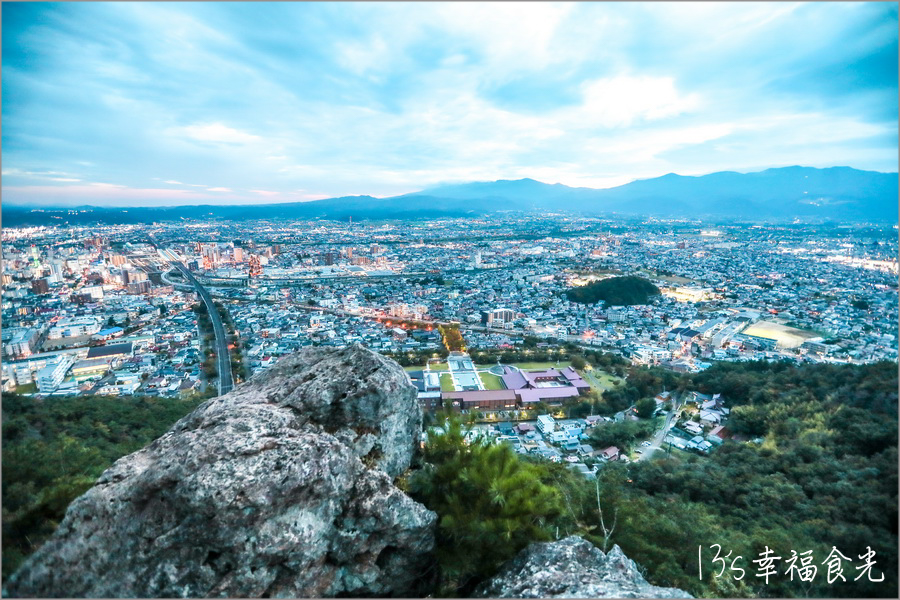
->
left=479, top=372, right=505, bottom=390
left=581, top=368, right=623, bottom=392
left=14, top=382, right=37, bottom=394
left=439, top=373, right=456, bottom=392
left=404, top=362, right=449, bottom=373
left=508, top=361, right=571, bottom=371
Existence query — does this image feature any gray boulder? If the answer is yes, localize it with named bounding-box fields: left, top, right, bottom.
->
left=475, top=536, right=693, bottom=598
left=6, top=345, right=436, bottom=598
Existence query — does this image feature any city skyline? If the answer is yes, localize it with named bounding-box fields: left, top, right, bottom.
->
left=2, top=1, right=898, bottom=207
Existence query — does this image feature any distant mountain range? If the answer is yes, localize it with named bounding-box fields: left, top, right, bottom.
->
left=4, top=166, right=897, bottom=226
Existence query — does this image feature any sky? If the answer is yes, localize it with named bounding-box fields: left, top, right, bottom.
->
left=2, top=1, right=897, bottom=207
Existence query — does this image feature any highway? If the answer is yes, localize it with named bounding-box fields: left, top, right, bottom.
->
left=174, top=262, right=234, bottom=396
left=148, top=236, right=234, bottom=396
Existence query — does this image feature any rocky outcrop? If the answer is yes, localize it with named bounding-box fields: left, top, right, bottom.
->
left=475, top=536, right=693, bottom=598
left=6, top=345, right=436, bottom=598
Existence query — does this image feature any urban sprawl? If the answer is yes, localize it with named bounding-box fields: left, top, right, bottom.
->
left=4, top=215, right=897, bottom=475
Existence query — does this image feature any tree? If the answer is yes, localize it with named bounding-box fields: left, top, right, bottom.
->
left=635, top=397, right=657, bottom=419
left=594, top=471, right=618, bottom=552
left=409, top=417, right=562, bottom=594
left=565, top=276, right=660, bottom=306
left=570, top=355, right=587, bottom=370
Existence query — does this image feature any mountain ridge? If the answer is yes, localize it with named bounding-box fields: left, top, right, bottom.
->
left=3, top=166, right=896, bottom=224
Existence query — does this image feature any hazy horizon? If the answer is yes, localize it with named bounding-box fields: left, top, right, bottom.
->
left=3, top=164, right=898, bottom=209
left=2, top=1, right=897, bottom=207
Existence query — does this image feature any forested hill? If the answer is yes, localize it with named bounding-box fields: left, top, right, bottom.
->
left=612, top=359, right=898, bottom=598
left=565, top=276, right=661, bottom=306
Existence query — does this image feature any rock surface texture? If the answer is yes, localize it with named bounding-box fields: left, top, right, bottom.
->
left=475, top=536, right=693, bottom=599
left=6, top=345, right=436, bottom=598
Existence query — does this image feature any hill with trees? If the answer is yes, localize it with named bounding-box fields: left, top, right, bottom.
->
left=1, top=393, right=207, bottom=578
left=565, top=276, right=660, bottom=306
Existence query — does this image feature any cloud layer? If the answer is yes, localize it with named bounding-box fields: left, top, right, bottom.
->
left=2, top=1, right=897, bottom=206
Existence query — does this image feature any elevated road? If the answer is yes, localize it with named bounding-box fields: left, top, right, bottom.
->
left=148, top=236, right=234, bottom=396
left=174, top=262, right=234, bottom=396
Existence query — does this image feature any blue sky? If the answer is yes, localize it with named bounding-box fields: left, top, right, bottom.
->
left=2, top=1, right=897, bottom=206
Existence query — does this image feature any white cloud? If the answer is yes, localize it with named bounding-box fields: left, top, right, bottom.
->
left=178, top=123, right=261, bottom=145
left=2, top=168, right=82, bottom=181
left=433, top=2, right=576, bottom=71
left=336, top=35, right=390, bottom=77
left=577, top=76, right=701, bottom=128
left=206, top=187, right=232, bottom=192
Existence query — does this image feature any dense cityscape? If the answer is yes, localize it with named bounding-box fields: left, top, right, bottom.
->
left=4, top=216, right=896, bottom=400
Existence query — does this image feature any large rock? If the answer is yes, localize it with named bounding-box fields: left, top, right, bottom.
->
left=6, top=345, right=436, bottom=598
left=475, top=536, right=693, bottom=598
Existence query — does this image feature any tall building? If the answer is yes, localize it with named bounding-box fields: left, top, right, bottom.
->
left=31, top=278, right=50, bottom=295
left=483, top=308, right=515, bottom=327
left=49, top=260, right=65, bottom=279
left=125, top=269, right=148, bottom=284
left=201, top=244, right=221, bottom=267
left=248, top=255, right=263, bottom=277
left=389, top=303, right=408, bottom=318
left=127, top=280, right=152, bottom=295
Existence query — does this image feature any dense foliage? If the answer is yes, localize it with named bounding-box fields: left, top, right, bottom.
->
left=413, top=359, right=897, bottom=598
left=614, top=360, right=899, bottom=598
left=408, top=417, right=563, bottom=595
left=1, top=393, right=206, bottom=579
left=565, top=275, right=660, bottom=306
left=550, top=360, right=897, bottom=598
left=589, top=418, right=658, bottom=453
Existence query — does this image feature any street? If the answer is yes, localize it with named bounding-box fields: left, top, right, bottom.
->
left=636, top=392, right=682, bottom=461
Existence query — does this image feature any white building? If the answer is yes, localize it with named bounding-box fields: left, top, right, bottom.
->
left=49, top=316, right=100, bottom=339
left=537, top=414, right=556, bottom=434
left=632, top=345, right=672, bottom=365
left=3, top=327, right=41, bottom=358
left=82, top=285, right=105, bottom=300
left=36, top=355, right=75, bottom=392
